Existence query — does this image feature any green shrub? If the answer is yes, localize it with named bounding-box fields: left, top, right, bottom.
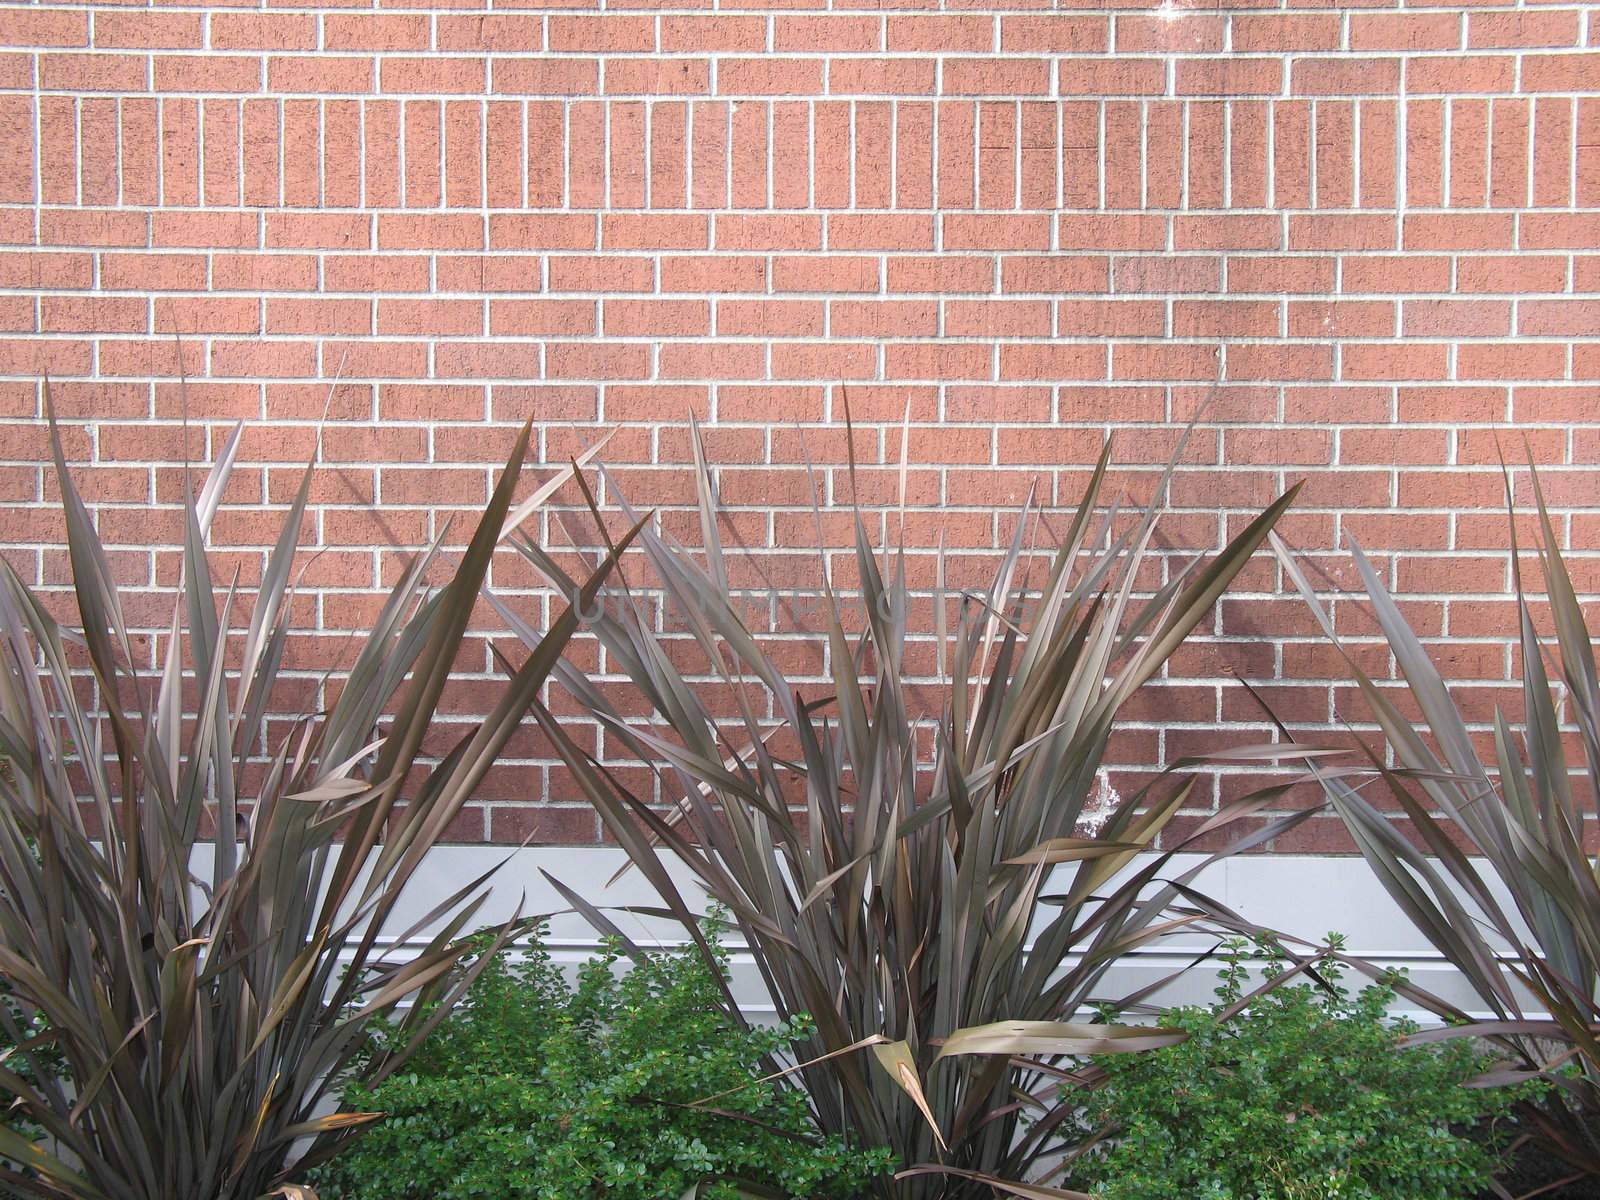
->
left=0, top=835, right=54, bottom=1158
left=312, top=920, right=892, bottom=1200
left=0, top=992, right=51, bottom=1149
left=1070, top=935, right=1529, bottom=1200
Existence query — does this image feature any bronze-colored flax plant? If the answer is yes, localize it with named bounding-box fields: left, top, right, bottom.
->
left=497, top=426, right=1304, bottom=1199
left=1276, top=466, right=1600, bottom=1184
left=0, top=387, right=638, bottom=1200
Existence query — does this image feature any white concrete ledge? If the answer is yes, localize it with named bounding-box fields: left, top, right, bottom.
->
left=323, top=847, right=1515, bottom=1022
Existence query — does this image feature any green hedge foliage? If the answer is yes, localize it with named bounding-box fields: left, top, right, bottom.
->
left=313, top=921, right=892, bottom=1200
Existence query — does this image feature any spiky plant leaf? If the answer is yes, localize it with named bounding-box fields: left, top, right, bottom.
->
left=500, top=428, right=1301, bottom=1197
left=0, top=390, right=630, bottom=1200
left=1275, top=459, right=1600, bottom=1179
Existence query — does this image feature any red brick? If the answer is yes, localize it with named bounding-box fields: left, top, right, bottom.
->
left=153, top=55, right=261, bottom=93
left=1342, top=343, right=1450, bottom=381
left=1406, top=54, right=1516, bottom=94
left=716, top=299, right=822, bottom=337
left=493, top=59, right=599, bottom=96
left=774, top=14, right=880, bottom=51
left=378, top=215, right=484, bottom=252
left=1523, top=53, right=1600, bottom=93
left=3, top=9, right=83, bottom=51
left=944, top=57, right=1052, bottom=96
left=1058, top=57, right=1167, bottom=97
left=93, top=12, right=196, bottom=49
left=431, top=257, right=521, bottom=294
left=1457, top=255, right=1566, bottom=293
left=376, top=299, right=480, bottom=338
left=1458, top=343, right=1567, bottom=380
left=944, top=299, right=1045, bottom=338
left=43, top=210, right=149, bottom=248
left=827, top=214, right=932, bottom=251
left=1115, top=13, right=1220, bottom=52
left=545, top=343, right=650, bottom=380
left=659, top=255, right=765, bottom=293
left=888, top=14, right=992, bottom=52
left=1289, top=300, right=1396, bottom=337
left=827, top=58, right=937, bottom=96
left=268, top=57, right=373, bottom=94
left=1403, top=299, right=1512, bottom=338
left=544, top=255, right=651, bottom=293
left=943, top=214, right=1050, bottom=251
left=1176, top=57, right=1281, bottom=96
left=1115, top=256, right=1221, bottom=294
left=887, top=343, right=994, bottom=381
left=1468, top=10, right=1582, bottom=48
left=1404, top=213, right=1515, bottom=251
left=893, top=255, right=1001, bottom=292
left=830, top=301, right=938, bottom=339
left=324, top=14, right=429, bottom=51
left=0, top=252, right=91, bottom=289
left=602, top=213, right=708, bottom=251
left=438, top=15, right=545, bottom=52
left=1174, top=300, right=1280, bottom=338
left=1059, top=215, right=1167, bottom=251
left=1174, top=215, right=1283, bottom=251
left=1233, top=13, right=1341, bottom=52
left=1349, top=12, right=1460, bottom=51
left=661, top=15, right=765, bottom=52
left=489, top=215, right=596, bottom=251
left=1058, top=300, right=1164, bottom=337
left=1341, top=254, right=1450, bottom=293
left=551, top=15, right=655, bottom=52
left=606, top=59, right=711, bottom=97
left=605, top=298, right=712, bottom=337
left=718, top=58, right=823, bottom=96
left=1519, top=300, right=1600, bottom=337
left=1114, top=343, right=1222, bottom=382
left=1292, top=56, right=1401, bottom=95
left=211, top=14, right=317, bottom=51
left=99, top=256, right=206, bottom=294
left=490, top=301, right=597, bottom=337
left=39, top=53, right=146, bottom=91
left=1288, top=214, right=1397, bottom=251
left=381, top=58, right=486, bottom=95
left=1521, top=214, right=1600, bottom=249
left=773, top=255, right=877, bottom=293
left=41, top=295, right=147, bottom=334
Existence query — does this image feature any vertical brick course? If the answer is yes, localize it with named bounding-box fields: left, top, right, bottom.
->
left=0, top=0, right=1596, bottom=850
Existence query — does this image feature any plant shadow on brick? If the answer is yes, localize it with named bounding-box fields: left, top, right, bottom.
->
left=1069, top=933, right=1531, bottom=1200
left=0, top=383, right=639, bottom=1199
left=492, top=421, right=1307, bottom=1199
left=311, top=916, right=893, bottom=1200
left=1272, top=464, right=1600, bottom=1194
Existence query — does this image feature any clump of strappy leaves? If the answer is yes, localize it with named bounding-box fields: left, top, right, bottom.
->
left=511, top=423, right=1306, bottom=1198
left=313, top=918, right=891, bottom=1200
left=0, top=387, right=635, bottom=1198
left=1070, top=935, right=1532, bottom=1200
left=1277, top=460, right=1600, bottom=1179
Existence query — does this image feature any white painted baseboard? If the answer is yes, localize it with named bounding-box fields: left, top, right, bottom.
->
left=347, top=848, right=1513, bottom=1022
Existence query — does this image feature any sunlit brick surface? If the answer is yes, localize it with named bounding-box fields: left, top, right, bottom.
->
left=0, top=0, right=1597, bottom=849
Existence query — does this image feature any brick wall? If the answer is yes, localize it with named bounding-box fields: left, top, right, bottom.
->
left=0, top=0, right=1596, bottom=851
